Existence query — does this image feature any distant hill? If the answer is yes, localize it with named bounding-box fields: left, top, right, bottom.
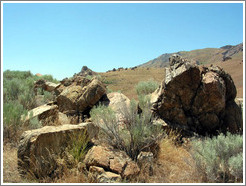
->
left=139, top=43, right=243, bottom=68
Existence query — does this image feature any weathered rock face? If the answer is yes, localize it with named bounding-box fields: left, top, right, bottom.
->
left=101, top=92, right=131, bottom=121
left=84, top=145, right=140, bottom=179
left=44, top=82, right=61, bottom=92
left=21, top=103, right=58, bottom=123
left=57, top=78, right=106, bottom=113
left=151, top=54, right=242, bottom=135
left=77, top=78, right=106, bottom=111
left=18, top=122, right=99, bottom=178
left=57, top=86, right=84, bottom=112
left=88, top=166, right=122, bottom=183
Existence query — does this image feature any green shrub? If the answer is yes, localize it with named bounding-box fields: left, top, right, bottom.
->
left=135, top=79, right=159, bottom=96
left=3, top=101, right=27, bottom=140
left=68, top=130, right=90, bottom=162
left=85, top=75, right=93, bottom=80
left=3, top=70, right=58, bottom=143
left=90, top=100, right=163, bottom=160
left=191, top=132, right=243, bottom=183
left=29, top=116, right=43, bottom=130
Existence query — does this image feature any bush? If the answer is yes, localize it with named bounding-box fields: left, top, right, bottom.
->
left=3, top=101, right=27, bottom=140
left=191, top=132, right=243, bottom=183
left=68, top=130, right=90, bottom=162
left=3, top=70, right=58, bottom=143
left=135, top=79, right=159, bottom=96
left=28, top=116, right=43, bottom=130
left=90, top=100, right=163, bottom=160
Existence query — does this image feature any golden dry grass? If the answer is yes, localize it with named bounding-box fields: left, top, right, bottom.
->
left=154, top=136, right=201, bottom=183
left=100, top=60, right=243, bottom=100
left=132, top=131, right=202, bottom=183
left=99, top=67, right=165, bottom=100
left=3, top=143, right=37, bottom=183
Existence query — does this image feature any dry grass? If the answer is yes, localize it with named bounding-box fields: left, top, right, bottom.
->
left=99, top=61, right=243, bottom=100
left=155, top=136, right=201, bottom=183
left=3, top=143, right=37, bottom=183
left=134, top=131, right=202, bottom=183
left=211, top=58, right=243, bottom=98
left=99, top=67, right=165, bottom=100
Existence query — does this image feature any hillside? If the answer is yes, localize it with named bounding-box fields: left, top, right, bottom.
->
left=139, top=43, right=243, bottom=68
left=100, top=57, right=243, bottom=100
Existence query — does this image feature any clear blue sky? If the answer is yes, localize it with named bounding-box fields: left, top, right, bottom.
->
left=3, top=2, right=244, bottom=80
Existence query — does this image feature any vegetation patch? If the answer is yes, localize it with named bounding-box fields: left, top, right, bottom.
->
left=191, top=132, right=243, bottom=183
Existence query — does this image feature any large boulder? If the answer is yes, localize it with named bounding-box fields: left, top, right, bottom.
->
left=84, top=145, right=140, bottom=179
left=57, top=78, right=106, bottom=113
left=17, top=122, right=99, bottom=178
left=151, top=54, right=242, bottom=135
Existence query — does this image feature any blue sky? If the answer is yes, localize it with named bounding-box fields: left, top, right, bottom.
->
left=3, top=2, right=244, bottom=80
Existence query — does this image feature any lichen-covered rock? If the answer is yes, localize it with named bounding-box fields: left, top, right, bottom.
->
left=17, top=122, right=98, bottom=178
left=151, top=54, right=242, bottom=135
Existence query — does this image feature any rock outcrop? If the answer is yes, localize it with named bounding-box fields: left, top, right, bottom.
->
left=84, top=145, right=140, bottom=179
left=18, top=122, right=98, bottom=178
left=57, top=78, right=106, bottom=114
left=151, top=54, right=243, bottom=135
left=74, top=66, right=97, bottom=77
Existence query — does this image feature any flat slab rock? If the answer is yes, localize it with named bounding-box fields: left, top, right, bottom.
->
left=21, top=103, right=58, bottom=122
left=17, top=122, right=98, bottom=178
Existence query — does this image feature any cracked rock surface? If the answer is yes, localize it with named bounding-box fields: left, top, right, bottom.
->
left=151, top=54, right=242, bottom=135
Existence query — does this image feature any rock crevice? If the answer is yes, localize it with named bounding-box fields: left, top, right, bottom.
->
left=151, top=54, right=242, bottom=135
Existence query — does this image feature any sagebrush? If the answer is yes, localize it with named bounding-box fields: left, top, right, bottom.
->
left=191, top=132, right=243, bottom=183
left=135, top=79, right=159, bottom=96
left=90, top=99, right=163, bottom=160
left=3, top=70, right=58, bottom=143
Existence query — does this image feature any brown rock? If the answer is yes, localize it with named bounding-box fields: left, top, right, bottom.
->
left=223, top=100, right=243, bottom=134
left=57, top=86, right=84, bottom=112
left=89, top=166, right=121, bottom=183
left=77, top=78, right=106, bottom=111
left=122, top=161, right=140, bottom=179
left=98, top=171, right=121, bottom=183
left=151, top=54, right=242, bottom=135
left=84, top=145, right=139, bottom=178
left=101, top=92, right=131, bottom=122
left=44, top=82, right=61, bottom=92
left=17, top=122, right=98, bottom=178
left=21, top=104, right=58, bottom=123
left=84, top=146, right=111, bottom=169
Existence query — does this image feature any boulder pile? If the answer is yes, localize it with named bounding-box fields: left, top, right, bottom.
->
left=151, top=54, right=243, bottom=135
left=17, top=61, right=243, bottom=182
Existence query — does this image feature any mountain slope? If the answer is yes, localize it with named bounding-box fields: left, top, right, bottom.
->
left=139, top=43, right=243, bottom=68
